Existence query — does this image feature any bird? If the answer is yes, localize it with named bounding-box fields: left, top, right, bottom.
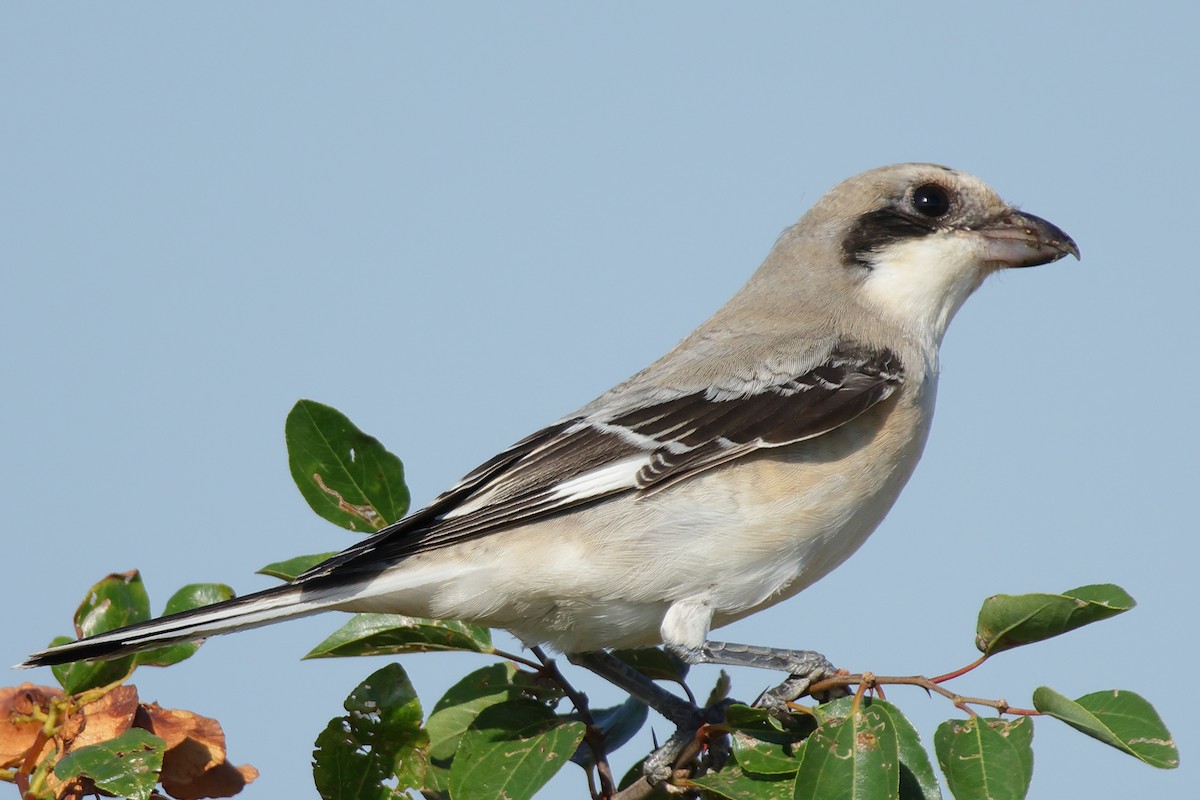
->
left=18, top=164, right=1078, bottom=757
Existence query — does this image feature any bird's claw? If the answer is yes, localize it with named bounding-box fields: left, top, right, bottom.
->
left=755, top=655, right=839, bottom=710
left=640, top=700, right=733, bottom=783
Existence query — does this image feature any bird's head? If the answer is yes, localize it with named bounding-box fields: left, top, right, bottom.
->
left=747, top=163, right=1080, bottom=348
left=834, top=163, right=1079, bottom=343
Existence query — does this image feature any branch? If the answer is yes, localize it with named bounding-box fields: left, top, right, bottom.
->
left=807, top=672, right=1038, bottom=716
left=529, top=646, right=617, bottom=799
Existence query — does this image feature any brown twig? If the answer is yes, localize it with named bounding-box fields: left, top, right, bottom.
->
left=528, top=646, right=617, bottom=799
left=807, top=672, right=1038, bottom=716
left=488, top=646, right=550, bottom=672
left=850, top=672, right=875, bottom=713
left=931, top=654, right=989, bottom=684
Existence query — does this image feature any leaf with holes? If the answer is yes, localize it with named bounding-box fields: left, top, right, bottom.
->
left=312, top=663, right=429, bottom=800
left=286, top=399, right=410, bottom=532
left=55, top=728, right=165, bottom=800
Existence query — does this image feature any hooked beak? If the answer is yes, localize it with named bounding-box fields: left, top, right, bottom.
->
left=978, top=211, right=1080, bottom=269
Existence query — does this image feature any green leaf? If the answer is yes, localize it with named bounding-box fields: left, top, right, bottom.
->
left=312, top=663, right=430, bottom=800
left=420, top=761, right=452, bottom=800
left=732, top=730, right=802, bottom=776
left=1032, top=687, right=1178, bottom=768
left=135, top=582, right=235, bottom=667
left=870, top=700, right=942, bottom=800
left=725, top=704, right=786, bottom=731
left=724, top=704, right=817, bottom=746
left=570, top=695, right=648, bottom=766
left=286, top=399, right=410, bottom=532
left=611, top=646, right=690, bottom=684
left=54, top=728, right=165, bottom=800
left=257, top=552, right=339, bottom=581
left=934, top=716, right=1033, bottom=800
left=687, top=764, right=795, bottom=799
left=448, top=699, right=586, bottom=800
left=73, top=570, right=152, bottom=636
left=53, top=571, right=151, bottom=693
left=304, top=613, right=493, bottom=658
left=426, top=663, right=527, bottom=762
left=976, top=584, right=1135, bottom=655
left=794, top=703, right=899, bottom=800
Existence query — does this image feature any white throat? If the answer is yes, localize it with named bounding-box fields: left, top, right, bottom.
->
left=858, top=231, right=988, bottom=350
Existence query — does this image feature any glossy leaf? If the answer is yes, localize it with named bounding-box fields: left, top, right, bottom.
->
left=54, top=728, right=165, bottom=800
left=870, top=700, right=942, bottom=800
left=687, top=764, right=794, bottom=799
left=731, top=730, right=802, bottom=776
left=257, top=552, right=338, bottom=581
left=312, top=663, right=429, bottom=800
left=420, top=762, right=451, bottom=800
left=794, top=703, right=899, bottom=800
left=570, top=695, right=648, bottom=766
left=74, top=571, right=153, bottom=636
left=136, top=582, right=235, bottom=667
left=53, top=572, right=151, bottom=692
left=286, top=399, right=410, bottom=532
left=810, top=695, right=855, bottom=722
left=611, top=646, right=690, bottom=684
left=934, top=716, right=1032, bottom=800
left=1032, top=687, right=1178, bottom=768
left=976, top=584, right=1135, bottom=655
left=724, top=703, right=814, bottom=744
left=449, top=699, right=585, bottom=800
left=304, top=612, right=493, bottom=658
left=426, top=663, right=527, bottom=761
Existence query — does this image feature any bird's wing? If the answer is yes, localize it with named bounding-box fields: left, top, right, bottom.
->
left=300, top=342, right=904, bottom=579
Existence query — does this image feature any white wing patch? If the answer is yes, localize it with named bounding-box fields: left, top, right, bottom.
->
left=546, top=456, right=648, bottom=505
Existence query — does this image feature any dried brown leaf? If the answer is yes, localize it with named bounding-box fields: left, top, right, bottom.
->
left=160, top=760, right=258, bottom=799
left=138, top=703, right=227, bottom=782
left=0, top=683, right=60, bottom=768
left=69, top=684, right=139, bottom=750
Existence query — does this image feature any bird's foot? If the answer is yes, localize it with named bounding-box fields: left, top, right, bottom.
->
left=753, top=650, right=842, bottom=711
left=641, top=700, right=732, bottom=783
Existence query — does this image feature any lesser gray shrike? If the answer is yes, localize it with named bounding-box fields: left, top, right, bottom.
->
left=19, top=163, right=1079, bottom=771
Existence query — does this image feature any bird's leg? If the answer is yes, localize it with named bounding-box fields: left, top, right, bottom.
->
left=669, top=640, right=837, bottom=709
left=568, top=650, right=708, bottom=782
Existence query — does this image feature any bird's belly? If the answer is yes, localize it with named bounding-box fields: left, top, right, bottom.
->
left=352, top=396, right=932, bottom=653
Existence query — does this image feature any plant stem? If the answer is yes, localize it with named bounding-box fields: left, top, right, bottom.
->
left=529, top=646, right=617, bottom=799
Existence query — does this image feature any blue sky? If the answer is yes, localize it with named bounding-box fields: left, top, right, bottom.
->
left=3, top=3, right=1196, bottom=797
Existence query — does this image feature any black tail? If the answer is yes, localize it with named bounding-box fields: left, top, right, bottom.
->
left=17, top=579, right=359, bottom=668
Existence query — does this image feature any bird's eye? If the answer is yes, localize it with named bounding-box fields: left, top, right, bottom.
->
left=911, top=184, right=951, bottom=218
